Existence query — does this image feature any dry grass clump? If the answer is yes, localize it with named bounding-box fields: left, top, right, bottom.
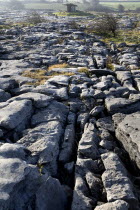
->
left=78, top=67, right=90, bottom=76
left=25, top=80, right=48, bottom=87
left=22, top=69, right=48, bottom=79
left=50, top=72, right=75, bottom=76
left=22, top=68, right=75, bottom=86
left=106, top=56, right=114, bottom=71
left=22, top=69, right=49, bottom=86
left=48, top=63, right=69, bottom=71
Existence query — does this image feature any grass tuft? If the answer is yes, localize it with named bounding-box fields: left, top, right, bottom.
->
left=54, top=11, right=93, bottom=17
left=49, top=72, right=75, bottom=76
left=78, top=67, right=90, bottom=76
left=102, top=29, right=140, bottom=45
left=22, top=68, right=75, bottom=86
left=48, top=63, right=69, bottom=71
left=106, top=56, right=114, bottom=71
left=22, top=69, right=49, bottom=86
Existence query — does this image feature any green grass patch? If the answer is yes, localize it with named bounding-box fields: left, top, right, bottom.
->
left=24, top=2, right=90, bottom=11
left=100, top=2, right=140, bottom=10
left=0, top=25, right=11, bottom=30
left=24, top=3, right=65, bottom=10
left=54, top=11, right=93, bottom=17
left=102, top=29, right=140, bottom=45
left=13, top=22, right=35, bottom=27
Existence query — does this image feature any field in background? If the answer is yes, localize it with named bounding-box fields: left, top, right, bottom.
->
left=0, top=1, right=140, bottom=11
left=24, top=3, right=90, bottom=11
left=24, top=3, right=65, bottom=10
left=24, top=2, right=140, bottom=11
left=100, top=2, right=140, bottom=10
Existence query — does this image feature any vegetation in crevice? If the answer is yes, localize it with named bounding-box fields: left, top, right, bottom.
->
left=106, top=56, right=114, bottom=71
left=48, top=63, right=69, bottom=71
left=78, top=67, right=90, bottom=76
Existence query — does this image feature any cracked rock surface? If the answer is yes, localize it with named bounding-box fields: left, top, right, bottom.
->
left=0, top=10, right=140, bottom=210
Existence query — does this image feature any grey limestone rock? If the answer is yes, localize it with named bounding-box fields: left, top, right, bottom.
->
left=67, top=112, right=76, bottom=124
left=105, top=97, right=140, bottom=114
left=76, top=157, right=104, bottom=175
left=0, top=143, right=47, bottom=210
left=133, top=78, right=140, bottom=91
left=94, top=81, right=112, bottom=91
left=1, top=12, right=140, bottom=210
left=28, top=137, right=59, bottom=175
left=86, top=171, right=102, bottom=199
left=112, top=113, right=126, bottom=129
left=0, top=77, right=18, bottom=91
left=0, top=99, right=33, bottom=130
left=36, top=176, right=67, bottom=210
left=69, top=99, right=85, bottom=113
left=116, top=71, right=132, bottom=83
left=129, top=93, right=140, bottom=101
left=31, top=101, right=69, bottom=127
left=113, top=64, right=126, bottom=71
left=77, top=112, right=89, bottom=131
left=96, top=116, right=115, bottom=132
left=11, top=85, right=35, bottom=95
left=71, top=174, right=95, bottom=210
left=80, top=88, right=94, bottom=99
left=8, top=92, right=53, bottom=108
left=0, top=89, right=11, bottom=102
left=131, top=70, right=140, bottom=91
left=98, top=128, right=114, bottom=141
left=106, top=87, right=130, bottom=98
left=99, top=140, right=115, bottom=150
left=69, top=84, right=81, bottom=97
left=36, top=85, right=68, bottom=101
left=0, top=143, right=29, bottom=160
left=93, top=89, right=106, bottom=99
left=90, top=106, right=104, bottom=117
left=46, top=75, right=70, bottom=86
left=114, top=112, right=140, bottom=170
left=95, top=200, right=129, bottom=210
left=116, top=71, right=135, bottom=91
left=118, top=42, right=127, bottom=48
left=18, top=121, right=64, bottom=176
left=78, top=123, right=100, bottom=160
left=101, top=152, right=137, bottom=209
left=0, top=157, right=30, bottom=209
